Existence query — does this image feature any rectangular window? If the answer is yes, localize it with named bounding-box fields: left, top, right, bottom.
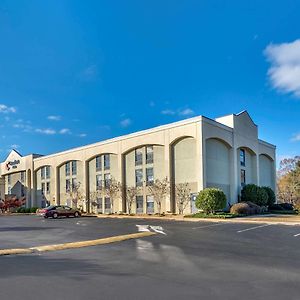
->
left=104, top=154, right=110, bottom=170
left=46, top=182, right=50, bottom=194
left=65, top=162, right=71, bottom=176
left=135, top=169, right=143, bottom=187
left=146, top=168, right=154, bottom=186
left=96, top=156, right=102, bottom=171
left=96, top=174, right=102, bottom=190
left=72, top=161, right=77, bottom=175
left=8, top=187, right=11, bottom=195
left=7, top=174, right=11, bottom=185
left=136, top=195, right=143, bottom=214
left=41, top=167, right=45, bottom=180
left=41, top=182, right=45, bottom=194
left=135, top=148, right=143, bottom=166
left=97, top=197, right=102, bottom=210
left=241, top=169, right=246, bottom=187
left=20, top=171, right=26, bottom=183
left=66, top=179, right=71, bottom=192
left=146, top=146, right=153, bottom=164
left=46, top=166, right=50, bottom=179
left=146, top=195, right=154, bottom=214
left=240, top=149, right=246, bottom=166
left=72, top=178, right=78, bottom=191
left=104, top=173, right=111, bottom=188
left=104, top=197, right=111, bottom=210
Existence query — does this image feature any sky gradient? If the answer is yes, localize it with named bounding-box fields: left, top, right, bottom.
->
left=0, top=0, right=300, bottom=164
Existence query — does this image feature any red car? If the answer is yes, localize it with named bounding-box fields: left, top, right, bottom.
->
left=38, top=205, right=81, bottom=219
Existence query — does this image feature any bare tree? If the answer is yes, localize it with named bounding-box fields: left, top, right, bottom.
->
left=66, top=181, right=86, bottom=212
left=175, top=182, right=191, bottom=214
left=104, top=177, right=122, bottom=213
left=148, top=177, right=170, bottom=215
left=126, top=186, right=139, bottom=214
left=89, top=189, right=102, bottom=214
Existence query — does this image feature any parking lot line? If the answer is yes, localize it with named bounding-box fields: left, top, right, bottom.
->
left=237, top=224, right=271, bottom=233
left=294, top=233, right=300, bottom=237
left=192, top=223, right=224, bottom=230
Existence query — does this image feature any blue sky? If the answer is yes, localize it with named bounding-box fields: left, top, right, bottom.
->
left=0, top=0, right=300, bottom=164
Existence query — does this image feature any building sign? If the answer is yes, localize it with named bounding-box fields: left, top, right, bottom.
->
left=6, top=160, right=20, bottom=171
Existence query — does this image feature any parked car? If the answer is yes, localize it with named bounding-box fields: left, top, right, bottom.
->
left=37, top=205, right=81, bottom=219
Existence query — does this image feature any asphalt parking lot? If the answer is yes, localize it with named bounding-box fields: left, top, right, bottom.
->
left=0, top=215, right=300, bottom=300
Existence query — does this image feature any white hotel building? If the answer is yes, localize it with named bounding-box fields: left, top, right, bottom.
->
left=0, top=111, right=276, bottom=214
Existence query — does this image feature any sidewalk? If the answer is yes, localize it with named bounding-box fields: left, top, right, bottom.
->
left=92, top=213, right=300, bottom=225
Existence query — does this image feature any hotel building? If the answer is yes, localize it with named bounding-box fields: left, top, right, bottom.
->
left=0, top=111, right=276, bottom=214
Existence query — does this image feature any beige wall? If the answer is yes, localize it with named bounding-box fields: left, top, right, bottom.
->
left=0, top=111, right=276, bottom=213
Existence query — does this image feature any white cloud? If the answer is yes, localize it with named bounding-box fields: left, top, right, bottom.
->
left=48, top=115, right=61, bottom=121
left=59, top=128, right=71, bottom=135
left=0, top=104, right=16, bottom=113
left=179, top=108, right=194, bottom=116
left=291, top=133, right=300, bottom=142
left=161, top=109, right=176, bottom=115
left=81, top=64, right=98, bottom=81
left=264, top=39, right=300, bottom=97
left=78, top=133, right=87, bottom=137
left=120, top=118, right=132, bottom=127
left=161, top=108, right=194, bottom=116
left=35, top=128, right=56, bottom=135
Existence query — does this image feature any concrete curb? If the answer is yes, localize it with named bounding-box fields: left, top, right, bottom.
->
left=0, top=231, right=156, bottom=256
left=93, top=214, right=300, bottom=226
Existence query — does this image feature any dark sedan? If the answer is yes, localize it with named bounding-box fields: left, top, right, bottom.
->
left=38, top=205, right=81, bottom=219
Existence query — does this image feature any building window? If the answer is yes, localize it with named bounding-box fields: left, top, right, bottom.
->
left=136, top=196, right=143, bottom=214
left=146, top=168, right=154, bottom=186
left=7, top=174, right=11, bottom=185
left=41, top=182, right=45, bottom=194
left=72, top=161, right=77, bottom=175
left=66, top=179, right=71, bottom=192
left=65, top=162, right=71, bottom=176
left=8, top=187, right=11, bottom=195
left=41, top=167, right=45, bottom=180
left=146, top=195, right=154, bottom=214
left=104, top=154, right=110, bottom=170
left=46, top=166, right=50, bottom=179
left=135, top=148, right=143, bottom=166
left=135, top=169, right=143, bottom=187
left=97, top=197, right=102, bottom=210
left=20, top=171, right=26, bottom=183
left=104, top=197, right=111, bottom=210
left=72, top=178, right=78, bottom=191
left=241, top=169, right=246, bottom=187
left=96, top=156, right=102, bottom=172
left=146, top=146, right=153, bottom=164
left=96, top=174, right=102, bottom=190
left=104, top=173, right=111, bottom=188
left=46, top=182, right=50, bottom=194
left=240, top=149, right=246, bottom=166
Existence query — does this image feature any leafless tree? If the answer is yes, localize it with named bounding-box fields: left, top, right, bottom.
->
left=104, top=177, right=122, bottom=213
left=148, top=177, right=170, bottom=215
left=126, top=186, right=139, bottom=214
left=66, top=181, right=87, bottom=212
left=175, top=182, right=191, bottom=214
left=89, top=189, right=102, bottom=214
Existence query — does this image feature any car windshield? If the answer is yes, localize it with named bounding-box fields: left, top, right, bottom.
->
left=46, top=205, right=56, bottom=210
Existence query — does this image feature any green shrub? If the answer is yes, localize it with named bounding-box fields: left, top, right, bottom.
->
left=30, top=207, right=39, bottom=213
left=261, top=186, right=276, bottom=206
left=230, top=202, right=251, bottom=215
left=195, top=188, right=227, bottom=214
left=279, top=203, right=294, bottom=211
left=269, top=204, right=284, bottom=211
left=25, top=208, right=31, bottom=213
left=241, top=184, right=268, bottom=206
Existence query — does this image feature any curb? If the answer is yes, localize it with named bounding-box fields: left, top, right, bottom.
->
left=0, top=231, right=156, bottom=256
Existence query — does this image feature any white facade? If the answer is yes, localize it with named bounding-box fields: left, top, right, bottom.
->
left=0, top=111, right=276, bottom=214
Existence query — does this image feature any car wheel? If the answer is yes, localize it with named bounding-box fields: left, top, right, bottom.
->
left=53, top=213, right=58, bottom=219
left=74, top=211, right=79, bottom=218
left=44, top=215, right=48, bottom=219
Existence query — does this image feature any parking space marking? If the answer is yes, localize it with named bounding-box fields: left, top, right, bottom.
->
left=294, top=233, right=300, bottom=237
left=237, top=224, right=271, bottom=233
left=192, top=223, right=224, bottom=230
